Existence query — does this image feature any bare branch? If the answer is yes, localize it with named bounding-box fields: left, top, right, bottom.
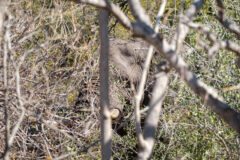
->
left=138, top=62, right=169, bottom=160
left=143, top=35, right=240, bottom=133
left=8, top=68, right=26, bottom=147
left=130, top=0, right=240, bottom=134
left=128, top=0, right=152, bottom=26
left=3, top=19, right=26, bottom=160
left=3, top=0, right=239, bottom=159
left=71, top=0, right=240, bottom=136
left=1, top=2, right=10, bottom=159
left=185, top=0, right=205, bottom=20
left=171, top=0, right=205, bottom=49
left=216, top=0, right=240, bottom=37
left=69, top=0, right=132, bottom=30
left=219, top=41, right=240, bottom=57
left=132, top=0, right=240, bottom=134
left=188, top=22, right=240, bottom=57
left=99, top=7, right=112, bottom=160
left=134, top=0, right=167, bottom=148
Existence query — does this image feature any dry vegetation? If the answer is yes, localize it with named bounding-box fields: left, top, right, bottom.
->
left=0, top=0, right=240, bottom=159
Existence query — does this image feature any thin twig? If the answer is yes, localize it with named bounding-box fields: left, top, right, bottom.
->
left=1, top=4, right=10, bottom=159
left=187, top=22, right=240, bottom=57
left=134, top=0, right=167, bottom=148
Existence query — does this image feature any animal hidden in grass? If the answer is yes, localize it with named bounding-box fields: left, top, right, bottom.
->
left=75, top=39, right=159, bottom=119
